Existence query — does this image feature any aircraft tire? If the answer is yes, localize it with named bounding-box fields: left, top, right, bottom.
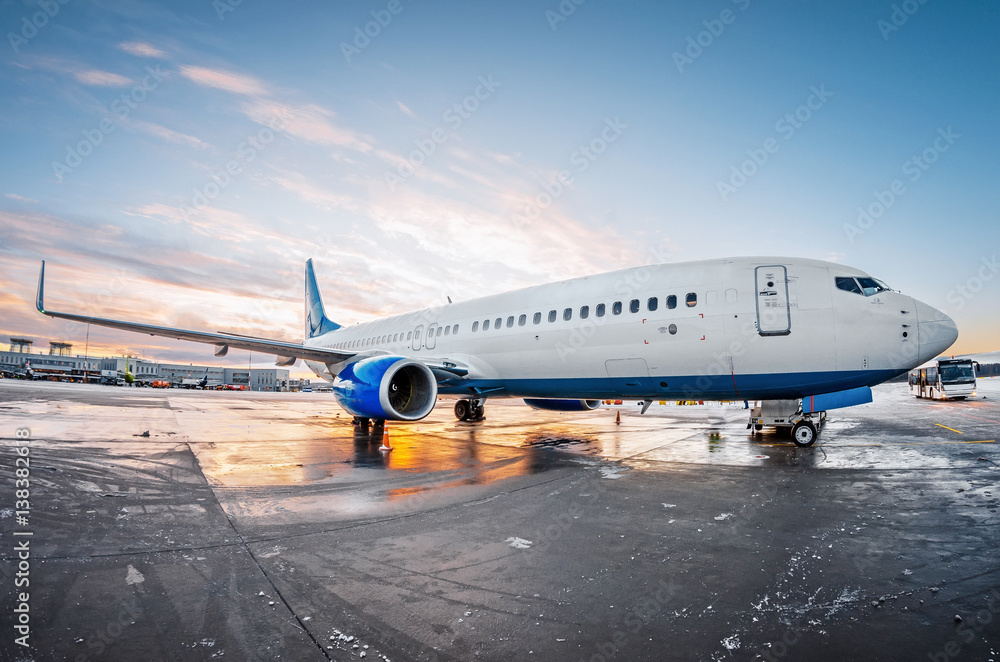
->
left=454, top=400, right=470, bottom=421
left=791, top=421, right=817, bottom=447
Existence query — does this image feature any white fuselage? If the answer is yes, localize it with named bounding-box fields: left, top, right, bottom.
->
left=304, top=257, right=957, bottom=401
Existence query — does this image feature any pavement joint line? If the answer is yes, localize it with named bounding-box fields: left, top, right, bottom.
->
left=935, top=423, right=964, bottom=434
left=186, top=441, right=334, bottom=661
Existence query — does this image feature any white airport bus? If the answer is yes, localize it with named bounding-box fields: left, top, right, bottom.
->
left=909, top=358, right=979, bottom=400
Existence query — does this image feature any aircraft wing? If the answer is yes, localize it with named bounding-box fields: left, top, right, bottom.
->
left=34, top=261, right=354, bottom=365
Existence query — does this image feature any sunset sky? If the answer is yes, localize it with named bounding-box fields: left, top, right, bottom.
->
left=1, top=0, right=998, bottom=375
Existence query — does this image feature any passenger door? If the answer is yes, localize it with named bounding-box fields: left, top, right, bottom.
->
left=754, top=265, right=791, bottom=336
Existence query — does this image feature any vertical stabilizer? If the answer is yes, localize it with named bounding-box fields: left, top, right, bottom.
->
left=305, top=259, right=341, bottom=339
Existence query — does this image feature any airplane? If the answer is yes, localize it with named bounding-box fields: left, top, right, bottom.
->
left=34, top=257, right=958, bottom=447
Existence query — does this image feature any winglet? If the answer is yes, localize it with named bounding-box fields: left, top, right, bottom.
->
left=36, top=260, right=46, bottom=314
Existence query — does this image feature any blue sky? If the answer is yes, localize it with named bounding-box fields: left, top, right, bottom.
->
left=1, top=0, right=997, bottom=369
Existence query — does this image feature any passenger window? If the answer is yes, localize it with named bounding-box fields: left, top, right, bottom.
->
left=648, top=297, right=658, bottom=312
left=407, top=332, right=412, bottom=340
left=472, top=321, right=479, bottom=332
left=596, top=303, right=606, bottom=317
left=533, top=312, right=542, bottom=324
left=495, top=317, right=502, bottom=329
left=836, top=277, right=862, bottom=295
left=580, top=305, right=589, bottom=319
left=444, top=326, right=450, bottom=336
left=666, top=295, right=677, bottom=309
left=437, top=327, right=443, bottom=337
left=629, top=299, right=639, bottom=313
left=686, top=293, right=697, bottom=307
left=452, top=324, right=458, bottom=334
left=483, top=319, right=490, bottom=330
left=563, top=307, right=572, bottom=321
left=393, top=333, right=398, bottom=342
left=518, top=314, right=526, bottom=326
left=548, top=310, right=557, bottom=323
left=612, top=301, right=622, bottom=315
left=507, top=316, right=515, bottom=328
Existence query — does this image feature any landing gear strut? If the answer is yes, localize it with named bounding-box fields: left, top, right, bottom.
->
left=454, top=399, right=485, bottom=422
left=352, top=416, right=385, bottom=431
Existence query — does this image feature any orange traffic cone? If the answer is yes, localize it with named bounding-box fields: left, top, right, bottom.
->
left=615, top=410, right=621, bottom=425
left=379, top=426, right=392, bottom=452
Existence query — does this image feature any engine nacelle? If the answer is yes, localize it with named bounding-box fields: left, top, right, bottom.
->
left=523, top=398, right=602, bottom=412
left=333, top=356, right=437, bottom=421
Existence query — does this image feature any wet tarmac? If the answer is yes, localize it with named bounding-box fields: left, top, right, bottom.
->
left=1, top=379, right=998, bottom=661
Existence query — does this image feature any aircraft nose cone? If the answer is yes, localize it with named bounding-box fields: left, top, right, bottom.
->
left=915, top=298, right=959, bottom=361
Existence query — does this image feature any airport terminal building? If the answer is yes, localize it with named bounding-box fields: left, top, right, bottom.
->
left=1, top=337, right=292, bottom=391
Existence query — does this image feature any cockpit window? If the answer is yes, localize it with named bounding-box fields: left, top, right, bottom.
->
left=835, top=277, right=862, bottom=294
left=857, top=277, right=891, bottom=296
left=837, top=276, right=892, bottom=297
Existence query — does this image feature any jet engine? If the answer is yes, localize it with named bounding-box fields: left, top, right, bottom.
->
left=333, top=356, right=437, bottom=421
left=523, top=398, right=602, bottom=412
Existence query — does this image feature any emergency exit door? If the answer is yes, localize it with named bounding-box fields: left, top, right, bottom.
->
left=754, top=265, right=791, bottom=336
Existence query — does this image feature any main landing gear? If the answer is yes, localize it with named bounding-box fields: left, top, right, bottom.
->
left=454, top=399, right=485, bottom=422
left=352, top=416, right=385, bottom=431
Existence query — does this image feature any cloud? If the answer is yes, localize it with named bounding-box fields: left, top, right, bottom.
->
left=4, top=193, right=37, bottom=203
left=179, top=65, right=267, bottom=96
left=397, top=101, right=416, bottom=118
left=242, top=100, right=372, bottom=152
left=270, top=174, right=359, bottom=213
left=119, top=42, right=166, bottom=58
left=131, top=121, right=210, bottom=149
left=74, top=70, right=133, bottom=86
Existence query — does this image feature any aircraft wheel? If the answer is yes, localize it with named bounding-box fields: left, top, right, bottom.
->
left=791, top=421, right=817, bottom=447
left=454, top=400, right=470, bottom=421
left=473, top=404, right=485, bottom=420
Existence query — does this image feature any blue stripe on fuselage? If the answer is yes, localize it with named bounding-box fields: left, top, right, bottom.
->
left=437, top=368, right=905, bottom=401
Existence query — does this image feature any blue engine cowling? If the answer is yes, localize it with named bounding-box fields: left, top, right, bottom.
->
left=333, top=356, right=437, bottom=421
left=523, top=398, right=602, bottom=412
